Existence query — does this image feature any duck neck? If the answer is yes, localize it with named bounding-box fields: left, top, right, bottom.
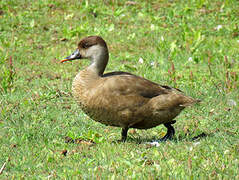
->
left=87, top=48, right=109, bottom=76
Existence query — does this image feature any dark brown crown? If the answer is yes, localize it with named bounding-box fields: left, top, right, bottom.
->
left=78, top=36, right=108, bottom=49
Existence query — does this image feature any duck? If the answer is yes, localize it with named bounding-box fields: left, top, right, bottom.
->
left=60, top=36, right=199, bottom=142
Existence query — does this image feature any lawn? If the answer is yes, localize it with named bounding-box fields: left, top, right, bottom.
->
left=0, top=0, right=239, bottom=179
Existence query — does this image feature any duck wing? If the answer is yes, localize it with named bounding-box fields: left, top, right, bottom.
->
left=102, top=71, right=170, bottom=98
left=102, top=71, right=198, bottom=107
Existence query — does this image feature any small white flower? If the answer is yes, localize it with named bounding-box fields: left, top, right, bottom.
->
left=65, top=13, right=74, bottom=20
left=224, top=150, right=230, bottom=155
left=150, top=61, right=155, bottom=66
left=188, top=57, right=193, bottom=62
left=108, top=24, right=115, bottom=32
left=149, top=141, right=160, bottom=147
left=193, top=142, right=200, bottom=146
left=154, top=164, right=161, bottom=170
left=150, top=24, right=155, bottom=31
left=127, top=33, right=135, bottom=40
left=237, top=40, right=239, bottom=43
left=161, top=36, right=164, bottom=41
left=145, top=141, right=160, bottom=147
left=138, top=57, right=144, bottom=64
left=216, top=25, right=222, bottom=31
left=227, top=99, right=237, bottom=107
left=189, top=146, right=193, bottom=151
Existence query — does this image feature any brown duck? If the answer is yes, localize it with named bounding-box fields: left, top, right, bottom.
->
left=60, top=36, right=199, bottom=142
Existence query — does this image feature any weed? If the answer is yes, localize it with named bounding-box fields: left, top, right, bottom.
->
left=0, top=56, right=15, bottom=93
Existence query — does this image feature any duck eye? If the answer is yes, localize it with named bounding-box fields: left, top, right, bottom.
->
left=82, top=44, right=89, bottom=49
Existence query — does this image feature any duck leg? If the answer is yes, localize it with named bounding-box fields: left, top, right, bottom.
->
left=120, top=127, right=129, bottom=142
left=160, top=120, right=176, bottom=141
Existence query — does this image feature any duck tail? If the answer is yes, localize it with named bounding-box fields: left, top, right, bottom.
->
left=179, top=96, right=201, bottom=107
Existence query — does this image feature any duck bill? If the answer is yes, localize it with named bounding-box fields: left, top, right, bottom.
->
left=60, top=49, right=81, bottom=63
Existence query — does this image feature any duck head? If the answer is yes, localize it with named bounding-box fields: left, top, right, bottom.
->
left=61, top=36, right=109, bottom=76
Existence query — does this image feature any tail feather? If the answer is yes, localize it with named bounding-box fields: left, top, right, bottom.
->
left=180, top=97, right=201, bottom=107
left=171, top=87, right=200, bottom=107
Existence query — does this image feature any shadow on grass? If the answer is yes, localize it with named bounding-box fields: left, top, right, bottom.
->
left=63, top=132, right=211, bottom=145
left=125, top=132, right=210, bottom=144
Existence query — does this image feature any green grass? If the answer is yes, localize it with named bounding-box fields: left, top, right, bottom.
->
left=1, top=0, right=239, bottom=178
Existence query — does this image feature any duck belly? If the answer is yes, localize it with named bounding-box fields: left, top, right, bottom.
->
left=79, top=104, right=137, bottom=128
left=78, top=98, right=184, bottom=129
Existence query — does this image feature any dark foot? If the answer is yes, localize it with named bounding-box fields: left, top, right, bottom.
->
left=160, top=121, right=176, bottom=141
left=120, top=127, right=129, bottom=142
